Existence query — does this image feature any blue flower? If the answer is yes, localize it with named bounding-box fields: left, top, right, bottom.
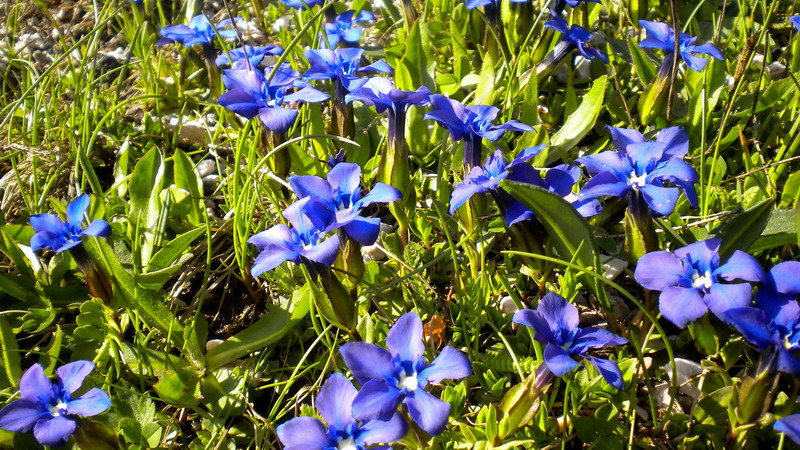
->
left=638, top=20, right=724, bottom=72
left=776, top=415, right=800, bottom=445
left=289, top=162, right=401, bottom=245
left=576, top=126, right=699, bottom=217
left=465, top=0, right=528, bottom=10
left=218, top=65, right=329, bottom=134
left=424, top=94, right=533, bottom=168
left=0, top=361, right=111, bottom=447
left=215, top=45, right=284, bottom=67
left=303, top=48, right=393, bottom=92
left=30, top=194, right=111, bottom=253
left=448, top=146, right=543, bottom=216
left=247, top=197, right=340, bottom=276
left=513, top=292, right=628, bottom=389
left=635, top=238, right=766, bottom=328
left=278, top=0, right=325, bottom=10
left=325, top=10, right=375, bottom=48
left=545, top=12, right=608, bottom=62
left=792, top=16, right=800, bottom=32
left=340, top=313, right=472, bottom=436
left=345, top=77, right=431, bottom=116
left=159, top=15, right=240, bottom=48
left=277, top=373, right=407, bottom=449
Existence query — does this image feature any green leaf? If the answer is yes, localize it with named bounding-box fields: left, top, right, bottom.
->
left=172, top=149, right=204, bottom=226
left=749, top=208, right=799, bottom=253
left=154, top=366, right=202, bottom=407
left=0, top=317, right=21, bottom=388
left=710, top=199, right=773, bottom=259
left=474, top=49, right=495, bottom=105
left=547, top=75, right=607, bottom=164
left=204, top=285, right=311, bottom=371
left=146, top=227, right=205, bottom=272
left=129, top=147, right=165, bottom=266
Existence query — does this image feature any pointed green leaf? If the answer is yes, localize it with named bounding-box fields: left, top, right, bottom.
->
left=547, top=75, right=607, bottom=164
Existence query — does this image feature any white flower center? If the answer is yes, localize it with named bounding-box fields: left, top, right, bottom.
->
left=628, top=172, right=647, bottom=188
left=397, top=372, right=418, bottom=391
left=337, top=437, right=357, bottom=450
left=563, top=192, right=579, bottom=203
left=692, top=271, right=713, bottom=290
left=49, top=401, right=68, bottom=417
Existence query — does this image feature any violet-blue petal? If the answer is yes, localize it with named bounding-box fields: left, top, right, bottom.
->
left=30, top=231, right=62, bottom=252
left=339, top=342, right=396, bottom=384
left=403, top=388, right=451, bottom=436
left=714, top=250, right=765, bottom=283
left=65, top=388, right=111, bottom=417
left=513, top=309, right=556, bottom=345
left=55, top=240, right=84, bottom=253
left=692, top=42, right=724, bottom=60
left=288, top=175, right=333, bottom=203
left=777, top=348, right=800, bottom=375
left=30, top=214, right=64, bottom=235
left=33, top=415, right=77, bottom=447
left=80, top=220, right=111, bottom=238
left=683, top=53, right=710, bottom=72
left=0, top=399, right=42, bottom=433
left=544, top=343, right=580, bottom=376
left=634, top=250, right=686, bottom=291
left=538, top=292, right=579, bottom=334
left=571, top=327, right=628, bottom=353
left=722, top=307, right=772, bottom=350
left=276, top=416, right=333, bottom=449
left=449, top=180, right=489, bottom=214
left=504, top=201, right=534, bottom=226
left=328, top=163, right=362, bottom=197
left=584, top=356, right=625, bottom=390
left=251, top=245, right=297, bottom=276
left=20, top=364, right=53, bottom=405
left=792, top=16, right=800, bottom=32
left=343, top=216, right=381, bottom=245
left=576, top=151, right=627, bottom=176
left=282, top=86, right=330, bottom=103
left=359, top=412, right=408, bottom=446
left=658, top=286, right=707, bottom=328
left=248, top=224, right=294, bottom=250
left=639, top=184, right=679, bottom=217
left=655, top=126, right=690, bottom=158
left=606, top=126, right=645, bottom=152
left=674, top=239, right=721, bottom=266
left=356, top=183, right=401, bottom=209
left=704, top=282, right=753, bottom=321
left=57, top=360, right=95, bottom=395
left=768, top=261, right=800, bottom=296
left=578, top=175, right=630, bottom=200
left=386, top=312, right=425, bottom=361
left=302, top=234, right=340, bottom=266
left=638, top=20, right=673, bottom=50
left=775, top=415, right=800, bottom=445
left=218, top=89, right=261, bottom=119
left=315, top=373, right=356, bottom=431
left=418, top=346, right=472, bottom=385
left=258, top=106, right=299, bottom=134
left=66, top=194, right=90, bottom=228
left=351, top=379, right=404, bottom=422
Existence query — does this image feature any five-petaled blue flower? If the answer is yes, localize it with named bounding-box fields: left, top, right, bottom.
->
left=159, top=14, right=240, bottom=48
left=289, top=162, right=402, bottom=245
left=215, top=45, right=284, bottom=67
left=340, top=312, right=472, bottom=436
left=792, top=16, right=800, bottom=32
left=345, top=77, right=431, bottom=117
left=277, top=373, right=407, bottom=450
left=513, top=292, right=628, bottom=390
left=248, top=197, right=340, bottom=276
left=465, top=0, right=528, bottom=11
left=723, top=261, right=800, bottom=374
left=278, top=0, right=325, bottom=10
left=218, top=64, right=329, bottom=134
left=776, top=414, right=800, bottom=445
left=303, top=48, right=393, bottom=93
left=576, top=126, right=699, bottom=217
left=30, top=194, right=111, bottom=253
left=0, top=361, right=111, bottom=447
left=635, top=238, right=766, bottom=328
left=638, top=20, right=724, bottom=72
left=545, top=12, right=608, bottom=62
left=325, top=10, right=375, bottom=48
left=449, top=146, right=543, bottom=219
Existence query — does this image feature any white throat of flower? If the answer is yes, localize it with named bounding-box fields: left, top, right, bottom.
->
left=337, top=437, right=357, bottom=450
left=692, top=270, right=713, bottom=290
left=628, top=171, right=647, bottom=188
left=49, top=401, right=68, bottom=417
left=397, top=371, right=418, bottom=391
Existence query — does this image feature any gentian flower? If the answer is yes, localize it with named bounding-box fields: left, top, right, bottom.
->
left=776, top=415, right=800, bottom=445
left=277, top=373, right=407, bottom=449
left=159, top=14, right=240, bottom=48
left=218, top=65, right=329, bottom=134
left=792, top=16, right=800, bottom=32
left=0, top=362, right=111, bottom=447
left=513, top=292, right=628, bottom=389
left=465, top=0, right=527, bottom=10
left=289, top=162, right=401, bottom=245
left=303, top=48, right=393, bottom=94
left=449, top=146, right=543, bottom=217
left=638, top=20, right=724, bottom=72
left=325, top=10, right=375, bottom=48
left=544, top=12, right=608, bottom=63
left=576, top=126, right=699, bottom=217
left=30, top=194, right=111, bottom=253
left=635, top=238, right=766, bottom=328
left=215, top=45, right=284, bottom=67
left=248, top=197, right=340, bottom=276
left=278, top=0, right=325, bottom=10
left=424, top=94, right=533, bottom=169
left=340, top=312, right=472, bottom=436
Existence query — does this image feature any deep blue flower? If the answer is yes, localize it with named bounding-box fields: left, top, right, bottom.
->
left=289, top=162, right=401, bottom=245
left=792, top=16, right=800, bottom=32
left=215, top=45, right=284, bottom=67
left=465, top=0, right=528, bottom=10
left=277, top=373, right=407, bottom=449
left=340, top=313, right=472, bottom=436
left=638, top=20, right=724, bottom=72
left=345, top=77, right=431, bottom=116
left=513, top=292, right=628, bottom=389
left=278, top=0, right=325, bottom=10
left=325, top=10, right=375, bottom=48
left=30, top=194, right=111, bottom=253
left=159, top=15, right=240, bottom=48
left=218, top=65, right=329, bottom=134
left=576, top=126, right=699, bottom=217
left=424, top=94, right=533, bottom=168
left=303, top=48, right=393, bottom=92
left=776, top=415, right=800, bottom=445
left=545, top=12, right=608, bottom=62
left=0, top=361, right=111, bottom=447
left=247, top=197, right=340, bottom=276
left=635, top=238, right=766, bottom=328
left=449, top=146, right=543, bottom=216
